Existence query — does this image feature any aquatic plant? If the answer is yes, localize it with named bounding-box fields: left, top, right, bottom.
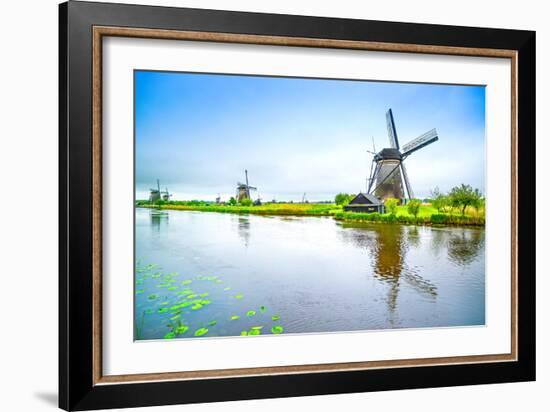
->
left=135, top=262, right=286, bottom=340
left=194, top=328, right=209, bottom=337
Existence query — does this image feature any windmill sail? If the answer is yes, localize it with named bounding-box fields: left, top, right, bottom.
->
left=386, top=109, right=400, bottom=150
left=400, top=163, right=414, bottom=199
left=401, top=129, right=438, bottom=157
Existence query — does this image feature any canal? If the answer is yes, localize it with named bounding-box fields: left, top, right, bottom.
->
left=135, top=208, right=485, bottom=340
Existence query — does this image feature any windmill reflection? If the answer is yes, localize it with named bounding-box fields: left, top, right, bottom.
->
left=340, top=223, right=437, bottom=320
left=236, top=216, right=251, bottom=248
left=150, top=209, right=168, bottom=232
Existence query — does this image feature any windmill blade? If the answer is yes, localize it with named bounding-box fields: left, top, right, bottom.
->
left=401, top=128, right=438, bottom=157
left=400, top=162, right=414, bottom=199
left=368, top=162, right=381, bottom=194
left=248, top=186, right=257, bottom=191
left=386, top=109, right=400, bottom=149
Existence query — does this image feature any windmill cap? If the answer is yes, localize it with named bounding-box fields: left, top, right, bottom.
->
left=375, top=148, right=402, bottom=161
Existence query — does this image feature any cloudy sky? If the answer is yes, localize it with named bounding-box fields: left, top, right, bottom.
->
left=135, top=70, right=485, bottom=202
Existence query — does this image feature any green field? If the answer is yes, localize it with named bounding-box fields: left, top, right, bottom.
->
left=137, top=201, right=484, bottom=227
left=138, top=201, right=337, bottom=216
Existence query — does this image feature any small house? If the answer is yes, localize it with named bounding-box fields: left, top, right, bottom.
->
left=344, top=193, right=385, bottom=213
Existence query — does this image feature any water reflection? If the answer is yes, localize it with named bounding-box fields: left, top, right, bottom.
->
left=447, top=229, right=484, bottom=266
left=150, top=210, right=168, bottom=232
left=236, top=216, right=251, bottom=247
left=340, top=222, right=437, bottom=321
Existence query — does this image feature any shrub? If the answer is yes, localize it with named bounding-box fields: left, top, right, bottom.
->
left=228, top=197, right=237, bottom=206
left=407, top=199, right=421, bottom=218
left=384, top=198, right=399, bottom=215
left=335, top=193, right=354, bottom=206
left=240, top=198, right=253, bottom=206
left=431, top=214, right=448, bottom=224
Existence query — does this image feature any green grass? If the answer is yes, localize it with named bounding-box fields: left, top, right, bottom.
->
left=137, top=201, right=484, bottom=227
left=139, top=201, right=339, bottom=217
left=334, top=204, right=485, bottom=226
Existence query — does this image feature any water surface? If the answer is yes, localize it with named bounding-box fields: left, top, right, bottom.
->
left=135, top=208, right=485, bottom=340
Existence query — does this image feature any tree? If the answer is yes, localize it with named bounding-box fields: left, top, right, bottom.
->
left=335, top=193, right=353, bottom=206
left=407, top=199, right=422, bottom=218
left=430, top=186, right=449, bottom=212
left=448, top=184, right=482, bottom=215
left=385, top=198, right=399, bottom=215
left=228, top=197, right=237, bottom=206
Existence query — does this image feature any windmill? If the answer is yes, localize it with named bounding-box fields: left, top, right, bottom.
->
left=236, top=169, right=257, bottom=202
left=367, top=109, right=439, bottom=201
left=149, top=179, right=171, bottom=203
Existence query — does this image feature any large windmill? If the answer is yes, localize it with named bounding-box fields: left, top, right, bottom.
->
left=236, top=169, right=257, bottom=202
left=367, top=109, right=439, bottom=201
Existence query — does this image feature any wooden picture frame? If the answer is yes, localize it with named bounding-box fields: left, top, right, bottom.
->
left=59, top=1, right=535, bottom=410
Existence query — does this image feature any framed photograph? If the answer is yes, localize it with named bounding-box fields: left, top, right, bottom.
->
left=59, top=1, right=535, bottom=410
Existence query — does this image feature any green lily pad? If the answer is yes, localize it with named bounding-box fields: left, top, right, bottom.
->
left=164, top=332, right=176, bottom=339
left=223, top=287, right=231, bottom=291
left=246, top=310, right=256, bottom=317
left=271, top=325, right=284, bottom=334
left=170, top=314, right=181, bottom=321
left=271, top=315, right=280, bottom=321
left=208, top=320, right=217, bottom=326
left=136, top=289, right=144, bottom=294
left=176, top=325, right=189, bottom=334
left=181, top=280, right=192, bottom=285
left=200, top=299, right=212, bottom=305
left=234, top=294, right=243, bottom=299
left=199, top=292, right=209, bottom=297
left=158, top=307, right=168, bottom=313
left=248, top=328, right=261, bottom=336
left=191, top=304, right=203, bottom=310
left=230, top=315, right=240, bottom=321
left=260, top=306, right=266, bottom=313
left=240, top=330, right=248, bottom=336
left=250, top=326, right=263, bottom=330
left=145, top=309, right=154, bottom=314
left=167, top=286, right=178, bottom=291
left=147, top=294, right=158, bottom=300
left=194, top=328, right=209, bottom=337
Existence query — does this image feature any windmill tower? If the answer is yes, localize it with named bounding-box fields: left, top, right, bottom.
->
left=367, top=109, right=439, bottom=201
left=149, top=179, right=162, bottom=203
left=236, top=169, right=257, bottom=202
left=161, top=187, right=172, bottom=201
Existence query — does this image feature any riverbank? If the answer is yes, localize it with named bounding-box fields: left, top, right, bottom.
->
left=137, top=202, right=485, bottom=227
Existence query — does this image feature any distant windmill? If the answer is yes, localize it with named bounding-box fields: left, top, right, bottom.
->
left=236, top=169, right=257, bottom=202
left=367, top=109, right=439, bottom=201
left=149, top=179, right=171, bottom=203
left=162, top=187, right=172, bottom=201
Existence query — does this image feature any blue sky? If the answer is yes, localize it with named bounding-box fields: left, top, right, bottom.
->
left=135, top=70, right=485, bottom=201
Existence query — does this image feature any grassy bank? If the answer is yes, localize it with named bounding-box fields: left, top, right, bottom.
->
left=138, top=201, right=338, bottom=216
left=333, top=210, right=484, bottom=226
left=137, top=201, right=484, bottom=227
